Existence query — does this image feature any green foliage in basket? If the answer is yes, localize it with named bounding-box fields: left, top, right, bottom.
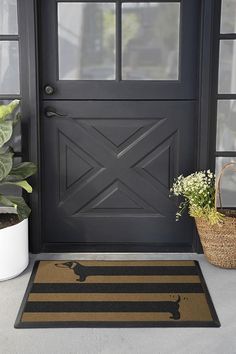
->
left=170, top=170, right=224, bottom=225
left=0, top=100, right=37, bottom=221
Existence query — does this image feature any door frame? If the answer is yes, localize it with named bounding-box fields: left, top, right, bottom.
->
left=18, top=0, right=222, bottom=253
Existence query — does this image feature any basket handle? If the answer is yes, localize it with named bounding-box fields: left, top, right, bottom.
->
left=215, top=162, right=236, bottom=209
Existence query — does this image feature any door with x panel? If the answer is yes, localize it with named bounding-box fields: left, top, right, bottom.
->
left=40, top=0, right=200, bottom=251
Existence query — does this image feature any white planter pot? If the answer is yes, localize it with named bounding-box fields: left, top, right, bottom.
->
left=0, top=218, right=29, bottom=281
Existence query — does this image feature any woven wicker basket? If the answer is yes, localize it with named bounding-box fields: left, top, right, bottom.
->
left=195, top=162, right=236, bottom=269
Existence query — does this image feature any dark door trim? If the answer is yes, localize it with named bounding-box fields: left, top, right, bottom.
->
left=18, top=0, right=42, bottom=252
left=17, top=0, right=221, bottom=253
left=193, top=0, right=222, bottom=252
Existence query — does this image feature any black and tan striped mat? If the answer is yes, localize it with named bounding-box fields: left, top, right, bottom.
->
left=15, top=260, right=220, bottom=328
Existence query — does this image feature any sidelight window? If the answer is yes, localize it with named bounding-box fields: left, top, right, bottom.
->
left=0, top=0, right=20, bottom=141
left=0, top=0, right=19, bottom=94
left=0, top=0, right=18, bottom=34
left=0, top=0, right=21, bottom=197
left=215, top=0, right=236, bottom=207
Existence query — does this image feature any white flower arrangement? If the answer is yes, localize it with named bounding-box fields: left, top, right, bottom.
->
left=170, top=170, right=224, bottom=225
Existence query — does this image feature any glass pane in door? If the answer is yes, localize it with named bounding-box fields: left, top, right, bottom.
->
left=58, top=2, right=115, bottom=80
left=122, top=2, right=180, bottom=80
left=0, top=41, right=19, bottom=94
left=0, top=0, right=18, bottom=34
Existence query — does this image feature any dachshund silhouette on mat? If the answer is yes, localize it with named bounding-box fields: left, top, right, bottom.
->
left=55, top=261, right=182, bottom=320
left=55, top=261, right=182, bottom=282
left=55, top=261, right=185, bottom=282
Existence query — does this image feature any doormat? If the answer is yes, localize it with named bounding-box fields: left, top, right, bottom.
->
left=15, top=260, right=220, bottom=328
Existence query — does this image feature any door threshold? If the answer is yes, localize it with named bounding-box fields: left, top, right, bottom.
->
left=39, top=242, right=194, bottom=254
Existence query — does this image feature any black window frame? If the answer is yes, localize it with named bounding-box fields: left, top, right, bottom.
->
left=215, top=1, right=236, bottom=160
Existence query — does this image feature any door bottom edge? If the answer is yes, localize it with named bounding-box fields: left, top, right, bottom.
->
left=38, top=242, right=194, bottom=254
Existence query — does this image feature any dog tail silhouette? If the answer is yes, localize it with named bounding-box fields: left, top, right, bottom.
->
left=176, top=295, right=181, bottom=304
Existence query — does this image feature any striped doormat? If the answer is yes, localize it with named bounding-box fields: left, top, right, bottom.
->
left=15, top=260, right=220, bottom=328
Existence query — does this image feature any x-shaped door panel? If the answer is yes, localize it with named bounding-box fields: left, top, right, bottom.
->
left=54, top=111, right=187, bottom=218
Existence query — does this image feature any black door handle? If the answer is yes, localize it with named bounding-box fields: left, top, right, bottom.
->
left=44, top=107, right=67, bottom=118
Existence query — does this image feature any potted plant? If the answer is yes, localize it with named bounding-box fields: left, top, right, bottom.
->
left=0, top=100, right=36, bottom=281
left=170, top=166, right=236, bottom=268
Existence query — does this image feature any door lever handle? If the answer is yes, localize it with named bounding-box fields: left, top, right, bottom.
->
left=44, top=107, right=67, bottom=118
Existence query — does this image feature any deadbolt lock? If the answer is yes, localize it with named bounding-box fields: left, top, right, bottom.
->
left=44, top=85, right=55, bottom=95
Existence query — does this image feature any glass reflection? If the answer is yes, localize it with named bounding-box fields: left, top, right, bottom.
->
left=58, top=3, right=115, bottom=80
left=0, top=0, right=18, bottom=35
left=122, top=3, right=180, bottom=80
left=221, top=0, right=236, bottom=34
left=0, top=41, right=20, bottom=94
left=218, top=40, right=236, bottom=93
left=215, top=157, right=236, bottom=208
left=216, top=100, right=236, bottom=151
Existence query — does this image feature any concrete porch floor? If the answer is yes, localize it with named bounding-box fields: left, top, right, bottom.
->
left=1, top=253, right=236, bottom=354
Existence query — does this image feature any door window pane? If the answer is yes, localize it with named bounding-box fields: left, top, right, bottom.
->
left=0, top=41, right=20, bottom=94
left=0, top=0, right=18, bottom=34
left=122, top=3, right=180, bottom=80
left=220, top=0, right=236, bottom=34
left=215, top=157, right=236, bottom=208
left=58, top=3, right=115, bottom=80
left=218, top=40, right=236, bottom=94
left=216, top=100, right=236, bottom=151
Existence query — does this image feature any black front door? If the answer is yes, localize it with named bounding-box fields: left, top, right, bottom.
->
left=40, top=0, right=200, bottom=251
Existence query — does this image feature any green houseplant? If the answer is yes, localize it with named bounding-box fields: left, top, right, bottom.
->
left=0, top=100, right=37, bottom=281
left=0, top=100, right=36, bottom=220
left=170, top=168, right=236, bottom=268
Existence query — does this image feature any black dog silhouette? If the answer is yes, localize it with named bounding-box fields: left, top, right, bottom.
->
left=55, top=261, right=191, bottom=283
left=55, top=261, right=182, bottom=320
left=150, top=295, right=181, bottom=320
left=55, top=261, right=188, bottom=282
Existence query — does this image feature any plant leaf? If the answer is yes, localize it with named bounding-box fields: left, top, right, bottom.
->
left=0, top=100, right=20, bottom=121
left=8, top=162, right=37, bottom=180
left=0, top=121, right=13, bottom=147
left=0, top=152, right=13, bottom=181
left=4, top=196, right=31, bottom=221
left=0, top=146, right=13, bottom=155
left=1, top=180, right=33, bottom=193
left=15, top=180, right=33, bottom=193
left=0, top=194, right=16, bottom=209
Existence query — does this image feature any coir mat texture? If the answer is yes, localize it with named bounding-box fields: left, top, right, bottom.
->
left=15, top=260, right=220, bottom=328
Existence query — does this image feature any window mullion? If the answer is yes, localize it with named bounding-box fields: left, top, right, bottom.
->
left=116, top=1, right=122, bottom=81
